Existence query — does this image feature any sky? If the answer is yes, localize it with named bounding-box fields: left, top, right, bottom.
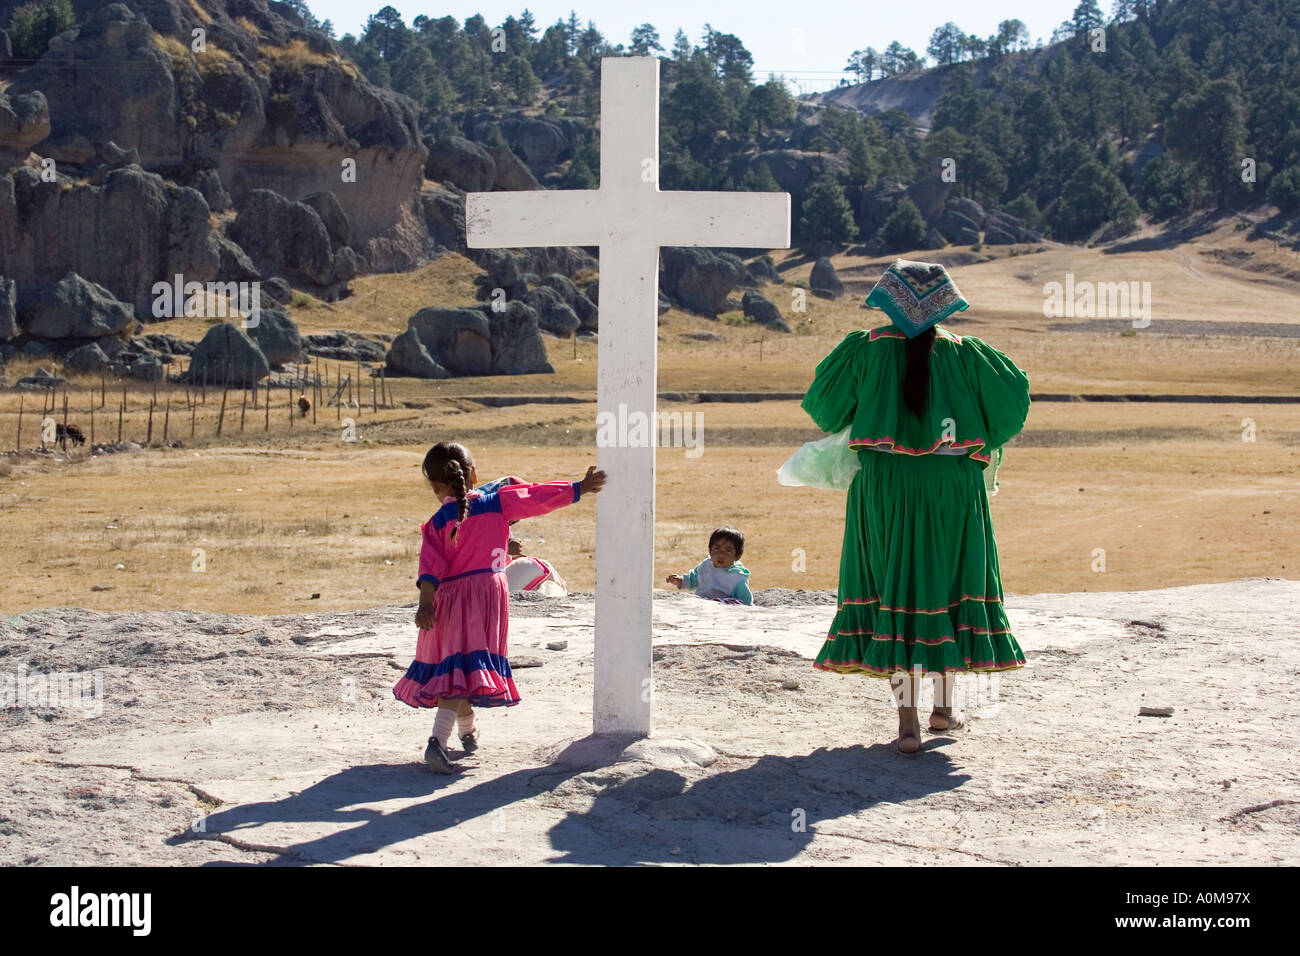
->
left=305, top=1, right=1095, bottom=93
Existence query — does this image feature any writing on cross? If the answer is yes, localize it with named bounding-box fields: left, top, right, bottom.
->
left=465, top=55, right=791, bottom=737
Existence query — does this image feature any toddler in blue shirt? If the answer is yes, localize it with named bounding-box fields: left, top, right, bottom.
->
left=667, top=527, right=753, bottom=605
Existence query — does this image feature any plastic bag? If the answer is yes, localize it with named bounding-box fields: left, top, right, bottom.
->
left=776, top=425, right=862, bottom=491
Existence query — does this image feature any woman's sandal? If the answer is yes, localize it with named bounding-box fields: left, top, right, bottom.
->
left=929, top=708, right=966, bottom=732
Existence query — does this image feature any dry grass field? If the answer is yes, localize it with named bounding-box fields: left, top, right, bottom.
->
left=2, top=223, right=1297, bottom=615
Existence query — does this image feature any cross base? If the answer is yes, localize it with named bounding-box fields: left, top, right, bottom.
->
left=546, top=734, right=718, bottom=771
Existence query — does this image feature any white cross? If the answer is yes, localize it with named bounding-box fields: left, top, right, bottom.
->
left=465, top=56, right=790, bottom=736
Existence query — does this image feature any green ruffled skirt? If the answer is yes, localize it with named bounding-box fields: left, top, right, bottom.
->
left=814, top=449, right=1026, bottom=677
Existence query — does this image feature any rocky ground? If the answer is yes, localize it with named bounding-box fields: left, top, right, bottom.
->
left=1, top=580, right=1296, bottom=866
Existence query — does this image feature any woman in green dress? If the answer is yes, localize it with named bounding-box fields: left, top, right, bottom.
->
left=801, top=259, right=1031, bottom=753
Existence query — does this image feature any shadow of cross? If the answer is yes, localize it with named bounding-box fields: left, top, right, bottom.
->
left=466, top=56, right=790, bottom=737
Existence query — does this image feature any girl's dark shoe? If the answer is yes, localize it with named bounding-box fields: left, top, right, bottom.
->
left=460, top=729, right=479, bottom=755
left=424, top=736, right=455, bottom=774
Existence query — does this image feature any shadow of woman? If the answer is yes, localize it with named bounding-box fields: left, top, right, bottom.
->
left=545, top=740, right=971, bottom=865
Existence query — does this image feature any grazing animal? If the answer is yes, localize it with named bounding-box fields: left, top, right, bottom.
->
left=298, top=396, right=311, bottom=417
left=55, top=423, right=86, bottom=450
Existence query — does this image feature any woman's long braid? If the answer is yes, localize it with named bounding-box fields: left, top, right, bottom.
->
left=902, top=326, right=937, bottom=417
left=446, top=459, right=469, bottom=541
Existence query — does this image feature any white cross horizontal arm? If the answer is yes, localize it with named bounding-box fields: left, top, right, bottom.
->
left=652, top=191, right=791, bottom=249
left=465, top=190, right=605, bottom=249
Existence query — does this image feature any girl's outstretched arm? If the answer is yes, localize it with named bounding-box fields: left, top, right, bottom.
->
left=497, top=468, right=606, bottom=522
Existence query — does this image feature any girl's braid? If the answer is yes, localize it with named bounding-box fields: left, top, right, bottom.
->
left=446, top=458, right=469, bottom=540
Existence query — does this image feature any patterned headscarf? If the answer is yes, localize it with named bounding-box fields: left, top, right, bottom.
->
left=865, top=258, right=969, bottom=338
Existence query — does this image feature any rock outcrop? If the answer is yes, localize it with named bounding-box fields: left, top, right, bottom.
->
left=0, top=277, right=16, bottom=341
left=228, top=189, right=355, bottom=297
left=0, top=164, right=221, bottom=317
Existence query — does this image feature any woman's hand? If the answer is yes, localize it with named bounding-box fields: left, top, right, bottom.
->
left=415, top=601, right=435, bottom=630
left=580, top=466, right=607, bottom=496
left=666, top=574, right=683, bottom=588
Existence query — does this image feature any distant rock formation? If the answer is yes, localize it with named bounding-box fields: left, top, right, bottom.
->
left=5, top=1, right=429, bottom=272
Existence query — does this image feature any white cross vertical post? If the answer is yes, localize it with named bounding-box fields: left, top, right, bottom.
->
left=465, top=56, right=789, bottom=737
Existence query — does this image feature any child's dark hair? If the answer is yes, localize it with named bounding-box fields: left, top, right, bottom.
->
left=423, top=441, right=474, bottom=540
left=709, top=526, right=744, bottom=558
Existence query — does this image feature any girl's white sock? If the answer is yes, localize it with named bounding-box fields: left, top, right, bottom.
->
left=457, top=710, right=476, bottom=737
left=432, top=707, right=457, bottom=747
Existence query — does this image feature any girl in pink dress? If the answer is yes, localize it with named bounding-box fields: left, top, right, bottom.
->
left=393, top=440, right=606, bottom=773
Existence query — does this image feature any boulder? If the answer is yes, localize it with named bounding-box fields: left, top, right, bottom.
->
left=746, top=257, right=778, bottom=285
left=809, top=257, right=844, bottom=299
left=0, top=89, right=50, bottom=163
left=185, top=323, right=270, bottom=387
left=62, top=342, right=112, bottom=372
left=247, top=307, right=303, bottom=367
left=924, top=226, right=948, bottom=250
left=473, top=249, right=529, bottom=304
left=485, top=143, right=543, bottom=191
left=906, top=175, right=954, bottom=223
left=406, top=303, right=553, bottom=376
left=747, top=151, right=849, bottom=201
left=498, top=115, right=573, bottom=175
left=421, top=188, right=466, bottom=251
left=425, top=136, right=496, bottom=192
left=228, top=190, right=339, bottom=291
left=408, top=307, right=493, bottom=376
left=524, top=286, right=581, bottom=336
left=261, top=277, right=293, bottom=306
left=741, top=290, right=789, bottom=332
left=22, top=273, right=135, bottom=339
left=136, top=332, right=195, bottom=356
left=946, top=196, right=987, bottom=228
left=301, top=331, right=387, bottom=362
left=858, top=183, right=906, bottom=238
left=386, top=325, right=449, bottom=379
left=302, top=191, right=353, bottom=249
left=933, top=209, right=982, bottom=245
left=0, top=277, right=16, bottom=341
left=23, top=339, right=53, bottom=358
left=660, top=248, right=746, bottom=315
left=214, top=234, right=262, bottom=284
left=481, top=301, right=554, bottom=375
left=15, top=367, right=66, bottom=389
left=125, top=350, right=165, bottom=381
left=0, top=28, right=11, bottom=62
left=983, top=208, right=1042, bottom=244
left=189, top=167, right=231, bottom=213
